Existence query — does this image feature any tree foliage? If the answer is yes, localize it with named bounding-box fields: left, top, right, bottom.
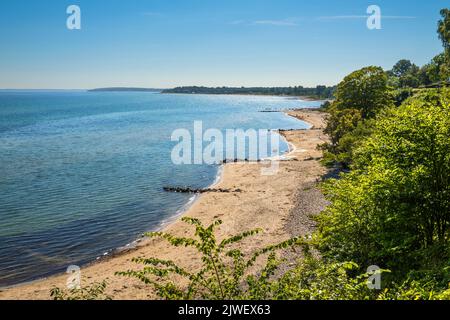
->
left=116, top=217, right=305, bottom=300
left=391, top=59, right=416, bottom=78
left=332, top=66, right=393, bottom=118
left=316, top=89, right=450, bottom=282
left=321, top=66, right=392, bottom=167
left=438, top=8, right=450, bottom=81
left=50, top=213, right=449, bottom=300
left=110, top=217, right=448, bottom=300
left=50, top=281, right=111, bottom=300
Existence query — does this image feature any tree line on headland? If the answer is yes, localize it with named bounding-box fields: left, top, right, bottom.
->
left=162, top=85, right=336, bottom=100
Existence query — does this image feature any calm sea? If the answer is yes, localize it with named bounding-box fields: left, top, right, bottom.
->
left=0, top=90, right=320, bottom=287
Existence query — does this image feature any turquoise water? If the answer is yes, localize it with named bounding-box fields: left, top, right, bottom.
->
left=0, top=91, right=320, bottom=286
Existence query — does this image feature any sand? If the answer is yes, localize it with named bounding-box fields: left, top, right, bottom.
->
left=0, top=109, right=329, bottom=300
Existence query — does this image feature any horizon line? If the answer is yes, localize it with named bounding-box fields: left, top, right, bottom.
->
left=0, top=84, right=336, bottom=91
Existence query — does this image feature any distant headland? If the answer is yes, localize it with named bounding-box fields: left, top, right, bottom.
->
left=88, top=87, right=163, bottom=92
left=161, top=86, right=336, bottom=100
left=88, top=86, right=336, bottom=100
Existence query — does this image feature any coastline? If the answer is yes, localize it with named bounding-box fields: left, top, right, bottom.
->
left=0, top=109, right=329, bottom=300
left=160, top=92, right=326, bottom=102
left=152, top=164, right=225, bottom=234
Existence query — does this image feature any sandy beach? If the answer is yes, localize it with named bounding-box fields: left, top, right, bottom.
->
left=0, top=109, right=329, bottom=300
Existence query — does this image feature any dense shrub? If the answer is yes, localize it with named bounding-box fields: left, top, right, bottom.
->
left=321, top=66, right=393, bottom=167
left=50, top=281, right=111, bottom=300
left=50, top=217, right=449, bottom=300
left=316, top=89, right=450, bottom=282
left=116, top=217, right=305, bottom=300
left=332, top=66, right=393, bottom=119
left=114, top=217, right=449, bottom=300
left=392, top=88, right=414, bottom=106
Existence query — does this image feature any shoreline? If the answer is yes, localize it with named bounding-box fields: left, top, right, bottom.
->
left=0, top=113, right=299, bottom=292
left=160, top=92, right=327, bottom=102
left=152, top=163, right=225, bottom=234
left=0, top=108, right=329, bottom=300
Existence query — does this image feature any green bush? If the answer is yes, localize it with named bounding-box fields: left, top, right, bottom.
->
left=113, top=217, right=401, bottom=300
left=267, top=257, right=381, bottom=300
left=378, top=278, right=450, bottom=300
left=49, top=217, right=449, bottom=300
left=50, top=281, right=111, bottom=300
left=332, top=66, right=393, bottom=119
left=316, top=89, right=450, bottom=282
left=321, top=66, right=394, bottom=167
left=321, top=116, right=374, bottom=167
left=116, top=217, right=305, bottom=300
left=392, top=88, right=414, bottom=106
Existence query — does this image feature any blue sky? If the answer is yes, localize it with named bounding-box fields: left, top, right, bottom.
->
left=0, top=0, right=447, bottom=89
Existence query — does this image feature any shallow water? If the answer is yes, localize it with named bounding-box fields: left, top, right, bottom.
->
left=0, top=91, right=320, bottom=286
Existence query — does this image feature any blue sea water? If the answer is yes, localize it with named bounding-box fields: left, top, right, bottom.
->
left=0, top=91, right=321, bottom=287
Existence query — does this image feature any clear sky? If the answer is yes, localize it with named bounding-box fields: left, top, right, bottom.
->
left=0, top=0, right=447, bottom=89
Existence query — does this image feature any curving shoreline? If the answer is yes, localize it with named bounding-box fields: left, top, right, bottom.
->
left=0, top=109, right=329, bottom=300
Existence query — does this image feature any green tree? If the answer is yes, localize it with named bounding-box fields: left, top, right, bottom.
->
left=438, top=9, right=450, bottom=81
left=388, top=60, right=421, bottom=88
left=321, top=66, right=393, bottom=167
left=316, top=89, right=450, bottom=277
left=438, top=9, right=450, bottom=52
left=333, top=66, right=393, bottom=118
left=417, top=54, right=447, bottom=85
left=391, top=59, right=415, bottom=78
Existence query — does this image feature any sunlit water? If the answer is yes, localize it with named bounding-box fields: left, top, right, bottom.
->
left=0, top=91, right=321, bottom=286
